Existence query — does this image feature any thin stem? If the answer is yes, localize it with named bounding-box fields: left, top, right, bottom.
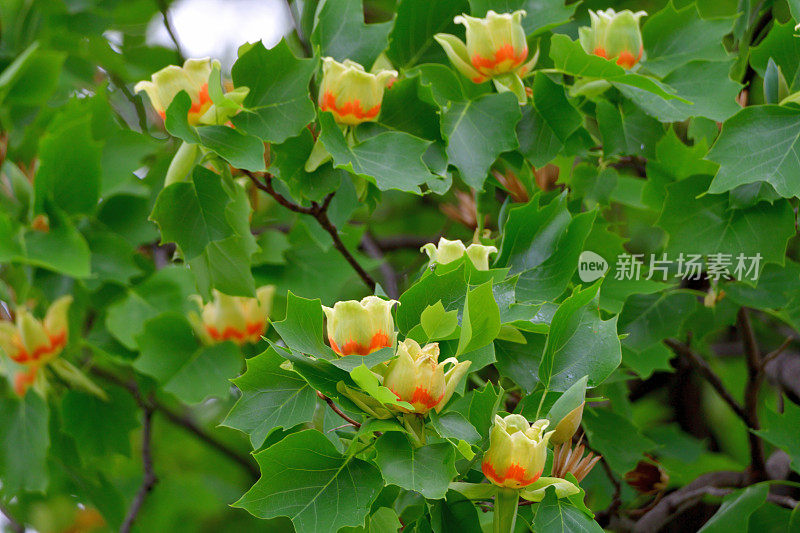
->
left=318, top=391, right=361, bottom=428
left=761, top=337, right=793, bottom=367
left=0, top=502, right=24, bottom=533
left=121, top=405, right=157, bottom=533
left=493, top=488, right=520, bottom=533
left=155, top=0, right=184, bottom=62
left=244, top=170, right=377, bottom=291
left=737, top=308, right=767, bottom=481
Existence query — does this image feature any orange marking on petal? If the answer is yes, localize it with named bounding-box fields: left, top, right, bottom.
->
left=471, top=75, right=488, bottom=84
left=616, top=47, right=642, bottom=69
left=481, top=461, right=541, bottom=488
left=205, top=322, right=263, bottom=343
left=592, top=47, right=608, bottom=59
left=330, top=331, right=391, bottom=356
left=320, top=91, right=380, bottom=121
left=14, top=368, right=37, bottom=397
left=410, top=386, right=444, bottom=410
left=471, top=44, right=528, bottom=76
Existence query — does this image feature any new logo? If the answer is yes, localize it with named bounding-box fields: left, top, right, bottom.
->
left=578, top=251, right=608, bottom=282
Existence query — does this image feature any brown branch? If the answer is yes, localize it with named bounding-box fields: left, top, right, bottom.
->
left=664, top=339, right=748, bottom=423
left=633, top=471, right=745, bottom=533
left=121, top=405, right=157, bottom=533
left=737, top=308, right=767, bottom=481
left=154, top=0, right=184, bottom=62
left=88, top=365, right=259, bottom=479
left=244, top=170, right=377, bottom=292
left=761, top=337, right=793, bottom=368
left=595, top=455, right=622, bottom=527
left=317, top=391, right=361, bottom=428
left=0, top=502, right=24, bottom=533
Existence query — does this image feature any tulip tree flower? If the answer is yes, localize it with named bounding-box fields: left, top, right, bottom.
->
left=482, top=414, right=554, bottom=489
left=323, top=296, right=398, bottom=356
left=434, top=10, right=539, bottom=103
left=579, top=9, right=647, bottom=69
left=383, top=339, right=471, bottom=414
left=189, top=286, right=276, bottom=345
left=0, top=295, right=72, bottom=366
left=13, top=366, right=38, bottom=397
left=318, top=57, right=398, bottom=126
left=421, top=237, right=497, bottom=270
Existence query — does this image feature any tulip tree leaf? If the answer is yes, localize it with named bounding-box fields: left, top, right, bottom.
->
left=641, top=1, right=733, bottom=77
left=441, top=92, right=521, bottom=190
left=469, top=0, right=577, bottom=36
left=753, top=401, right=800, bottom=474
left=233, top=430, right=384, bottom=533
left=707, top=105, right=800, bottom=199
left=531, top=72, right=582, bottom=143
left=457, top=281, right=501, bottom=355
left=61, top=388, right=139, bottom=460
left=549, top=34, right=684, bottom=102
left=658, top=175, right=794, bottom=267
left=387, top=0, right=469, bottom=68
left=697, top=484, right=769, bottom=533
left=582, top=408, right=654, bottom=474
left=223, top=348, right=318, bottom=449
left=374, top=432, right=458, bottom=500
left=539, top=282, right=621, bottom=391
left=0, top=393, right=50, bottom=494
left=195, top=126, right=266, bottom=172
left=133, top=313, right=242, bottom=404
left=397, top=264, right=469, bottom=334
left=421, top=300, right=459, bottom=340
left=231, top=40, right=317, bottom=144
left=531, top=488, right=604, bottom=533
left=318, top=112, right=435, bottom=194
left=271, top=292, right=336, bottom=360
left=311, top=0, right=393, bottom=68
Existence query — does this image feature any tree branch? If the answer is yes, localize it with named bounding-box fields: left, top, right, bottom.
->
left=664, top=339, right=748, bottom=424
left=121, top=405, right=157, bottom=533
left=244, top=170, right=377, bottom=292
left=0, top=502, right=24, bottom=533
left=154, top=0, right=184, bottom=62
left=88, top=365, right=259, bottom=479
left=737, top=308, right=767, bottom=481
left=318, top=391, right=361, bottom=428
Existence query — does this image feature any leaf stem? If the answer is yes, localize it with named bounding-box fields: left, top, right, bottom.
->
left=493, top=488, right=520, bottom=533
left=317, top=391, right=361, bottom=428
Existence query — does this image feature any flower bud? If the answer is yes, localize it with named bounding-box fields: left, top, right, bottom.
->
left=550, top=402, right=584, bottom=445
left=421, top=237, right=497, bottom=270
left=322, top=296, right=398, bottom=356
left=435, top=10, right=538, bottom=84
left=0, top=296, right=72, bottom=365
left=318, top=57, right=397, bottom=126
left=383, top=339, right=471, bottom=414
left=579, top=9, right=647, bottom=69
left=189, top=286, right=275, bottom=345
left=482, top=414, right=554, bottom=488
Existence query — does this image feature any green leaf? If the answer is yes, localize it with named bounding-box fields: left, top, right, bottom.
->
left=233, top=430, right=384, bottom=532
left=231, top=40, right=317, bottom=144
left=582, top=408, right=654, bottom=474
left=641, top=1, right=734, bottom=77
left=387, top=0, right=469, bottom=68
left=319, top=112, right=434, bottom=193
left=753, top=401, right=800, bottom=474
left=549, top=35, right=683, bottom=102
left=697, top=484, right=769, bottom=533
left=0, top=393, right=49, bottom=494
left=658, top=175, right=794, bottom=266
left=532, top=72, right=582, bottom=143
left=467, top=381, right=503, bottom=440
left=0, top=45, right=64, bottom=106
left=430, top=490, right=483, bottom=533
left=196, top=125, right=265, bottom=172
left=440, top=92, right=521, bottom=190
left=749, top=20, right=800, bottom=88
left=350, top=364, right=414, bottom=411
left=271, top=292, right=336, bottom=359
left=61, top=387, right=139, bottom=460
left=539, top=282, right=621, bottom=391
left=397, top=263, right=468, bottom=334
left=531, top=487, right=603, bottom=532
left=516, top=104, right=563, bottom=167
left=546, top=376, right=587, bottom=428
left=457, top=281, right=501, bottom=355
left=469, top=0, right=577, bottom=36
left=134, top=313, right=242, bottom=404
left=707, top=105, right=800, bottom=199
left=34, top=103, right=102, bottom=215
left=311, top=0, right=392, bottom=68
left=223, top=348, right=317, bottom=448
left=420, top=300, right=459, bottom=341
left=429, top=411, right=481, bottom=444
left=374, top=432, right=457, bottom=499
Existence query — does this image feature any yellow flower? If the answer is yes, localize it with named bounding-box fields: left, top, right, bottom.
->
left=189, top=286, right=275, bottom=345
left=0, top=295, right=72, bottom=366
left=421, top=237, right=497, bottom=270
left=434, top=10, right=538, bottom=84
left=382, top=339, right=471, bottom=414
left=322, top=296, right=397, bottom=356
left=318, top=57, right=397, bottom=126
left=135, top=58, right=248, bottom=125
left=482, top=414, right=554, bottom=488
left=579, top=9, right=647, bottom=69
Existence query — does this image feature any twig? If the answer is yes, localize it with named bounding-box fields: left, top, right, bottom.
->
left=0, top=502, right=24, bottom=533
left=244, top=170, right=377, bottom=291
left=737, top=308, right=767, bottom=481
left=664, top=339, right=748, bottom=424
left=768, top=493, right=799, bottom=509
left=107, top=71, right=149, bottom=133
left=318, top=391, right=361, bottom=428
left=121, top=405, right=157, bottom=533
left=155, top=0, right=184, bottom=62
left=88, top=365, right=259, bottom=479
left=285, top=0, right=312, bottom=57
left=595, top=455, right=622, bottom=527
left=761, top=337, right=793, bottom=367
left=360, top=233, right=399, bottom=299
